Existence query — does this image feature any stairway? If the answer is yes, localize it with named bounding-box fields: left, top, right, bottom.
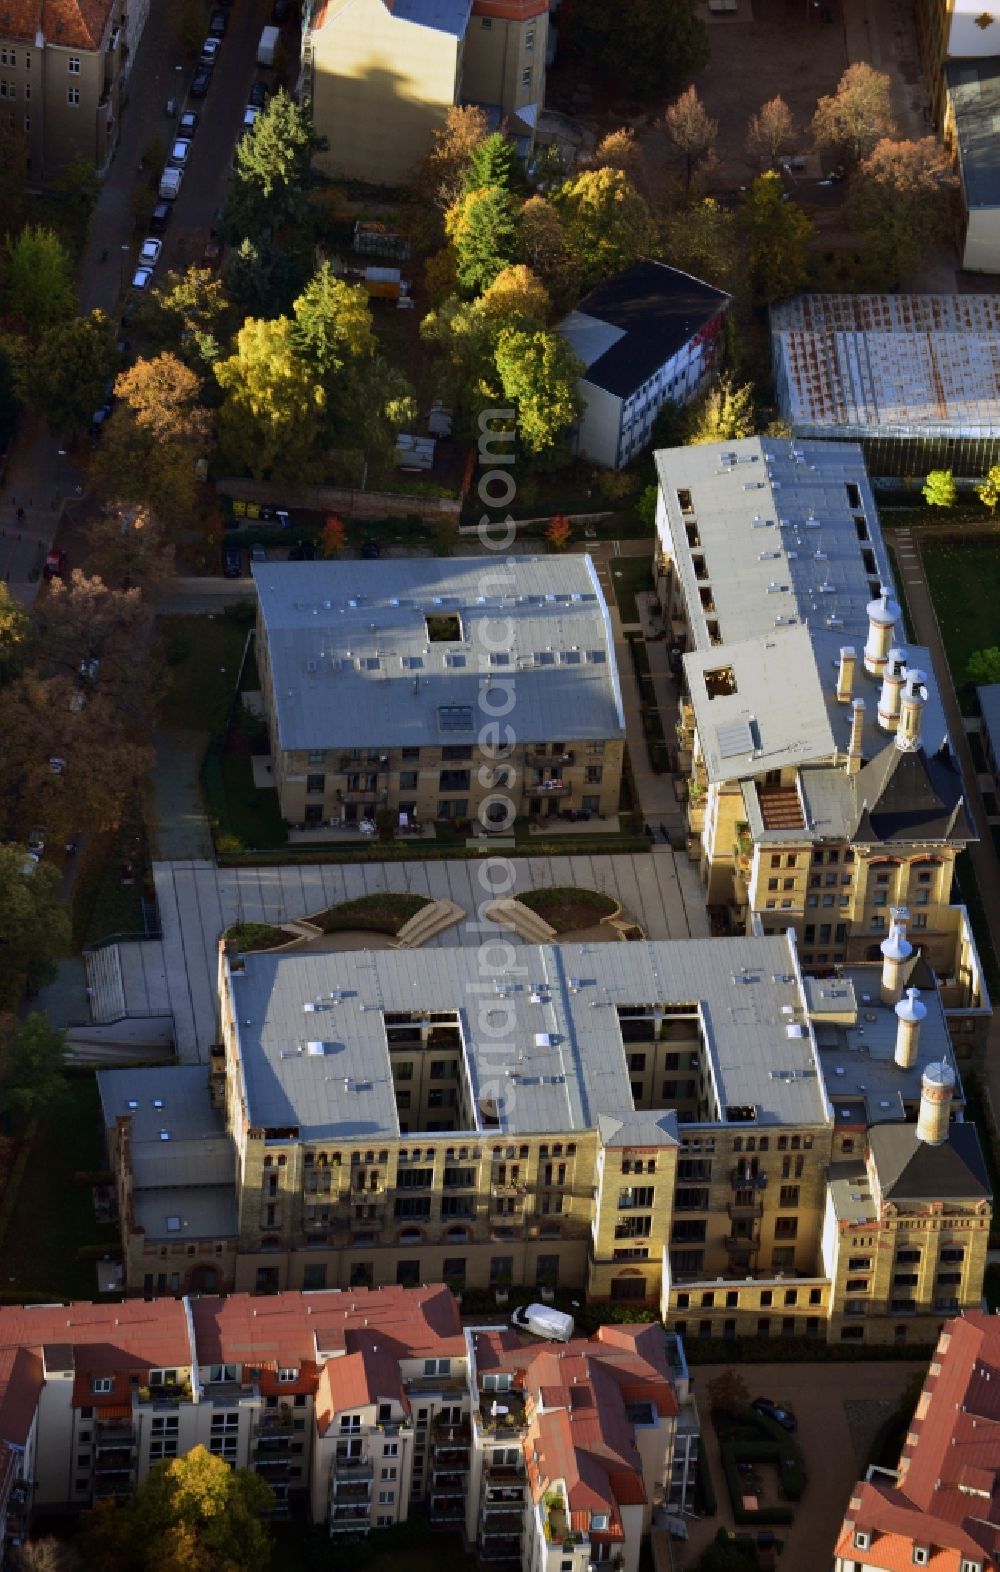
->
left=84, top=944, right=126, bottom=1024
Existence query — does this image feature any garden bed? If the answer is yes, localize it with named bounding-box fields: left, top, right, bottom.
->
left=714, top=1409, right=805, bottom=1526
left=313, top=893, right=431, bottom=935
left=518, top=887, right=618, bottom=933
left=224, top=922, right=288, bottom=952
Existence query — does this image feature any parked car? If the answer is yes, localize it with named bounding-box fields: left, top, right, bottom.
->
left=138, top=237, right=162, bottom=267
left=222, top=543, right=242, bottom=578
left=148, top=201, right=172, bottom=234
left=131, top=265, right=155, bottom=291
left=242, top=105, right=259, bottom=132
left=510, top=1305, right=575, bottom=1343
left=209, top=8, right=228, bottom=35
left=190, top=65, right=213, bottom=97
left=44, top=548, right=67, bottom=580
left=199, top=37, right=221, bottom=65
left=168, top=137, right=192, bottom=167
left=158, top=167, right=183, bottom=200
left=360, top=538, right=381, bottom=559
left=178, top=109, right=199, bottom=134
left=751, top=1398, right=797, bottom=1433
left=250, top=545, right=267, bottom=563
left=248, top=80, right=269, bottom=108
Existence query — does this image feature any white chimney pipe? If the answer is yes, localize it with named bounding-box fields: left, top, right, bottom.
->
left=894, top=987, right=927, bottom=1070
left=864, top=585, right=900, bottom=677
left=895, top=670, right=927, bottom=753
left=880, top=907, right=912, bottom=1005
left=916, top=1061, right=955, bottom=1146
left=847, top=698, right=865, bottom=773
left=877, top=649, right=908, bottom=732
left=836, top=646, right=857, bottom=704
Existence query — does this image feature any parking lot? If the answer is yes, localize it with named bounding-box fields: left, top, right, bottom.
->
left=678, top=1360, right=924, bottom=1572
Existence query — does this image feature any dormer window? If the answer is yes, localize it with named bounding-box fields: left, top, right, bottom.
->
left=855, top=1531, right=871, bottom=1551
left=277, top=1367, right=298, bottom=1384
left=591, top=1513, right=609, bottom=1531
left=913, top=1551, right=929, bottom=1567
left=92, top=1377, right=113, bottom=1394
left=961, top=1560, right=983, bottom=1572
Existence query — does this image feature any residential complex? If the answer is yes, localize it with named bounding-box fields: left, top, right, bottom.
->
left=299, top=0, right=548, bottom=185
left=0, top=0, right=139, bottom=179
left=556, top=261, right=730, bottom=470
left=653, top=437, right=989, bottom=1068
left=98, top=925, right=991, bottom=1346
left=0, top=1285, right=698, bottom=1562
left=251, top=556, right=625, bottom=830
left=770, top=295, right=1000, bottom=478
left=834, top=1312, right=1000, bottom=1572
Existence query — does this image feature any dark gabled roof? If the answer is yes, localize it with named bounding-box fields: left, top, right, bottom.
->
left=853, top=743, right=970, bottom=844
left=870, top=1122, right=990, bottom=1202
left=568, top=261, right=729, bottom=400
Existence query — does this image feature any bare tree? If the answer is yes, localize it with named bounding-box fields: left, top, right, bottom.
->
left=663, top=85, right=719, bottom=190
left=747, top=95, right=795, bottom=167
left=811, top=62, right=896, bottom=167
left=12, top=1536, right=84, bottom=1572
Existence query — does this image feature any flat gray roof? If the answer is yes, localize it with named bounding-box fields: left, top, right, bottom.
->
left=226, top=935, right=833, bottom=1138
left=814, top=965, right=959, bottom=1120
left=253, top=556, right=625, bottom=753
left=947, top=59, right=1000, bottom=212
left=133, top=1186, right=238, bottom=1242
left=656, top=438, right=950, bottom=786
left=97, top=1066, right=220, bottom=1143
left=771, top=295, right=1000, bottom=439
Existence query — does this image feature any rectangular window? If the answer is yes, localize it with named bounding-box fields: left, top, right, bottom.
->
left=520, top=67, right=531, bottom=88
left=67, top=87, right=80, bottom=105
left=68, top=56, right=81, bottom=73
left=525, top=27, right=535, bottom=51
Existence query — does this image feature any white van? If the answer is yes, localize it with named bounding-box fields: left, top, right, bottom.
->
left=511, top=1304, right=575, bottom=1342
left=158, top=167, right=183, bottom=201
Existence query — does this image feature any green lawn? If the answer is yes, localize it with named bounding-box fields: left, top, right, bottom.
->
left=158, top=610, right=255, bottom=732
left=610, top=554, right=654, bottom=624
left=202, top=744, right=288, bottom=853
left=922, top=542, right=1000, bottom=711
left=0, top=1077, right=120, bottom=1302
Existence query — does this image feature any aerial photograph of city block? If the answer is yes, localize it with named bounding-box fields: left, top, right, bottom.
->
left=0, top=0, right=999, bottom=1568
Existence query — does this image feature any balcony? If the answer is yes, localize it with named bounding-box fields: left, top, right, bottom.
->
left=478, top=1534, right=522, bottom=1562
left=338, top=787, right=388, bottom=804
left=529, top=781, right=571, bottom=798
left=429, top=1495, right=466, bottom=1524
left=405, top=1373, right=469, bottom=1397
left=254, top=1408, right=294, bottom=1434
left=93, top=1449, right=134, bottom=1475
left=338, top=754, right=387, bottom=771
left=724, top=1234, right=760, bottom=1257
left=332, top=1458, right=374, bottom=1483
left=95, top=1425, right=135, bottom=1449
left=727, top=1197, right=764, bottom=1220
left=526, top=750, right=575, bottom=768
left=479, top=1390, right=530, bottom=1435
left=430, top=1470, right=467, bottom=1496
left=481, top=1506, right=523, bottom=1533
left=332, top=1473, right=373, bottom=1500
left=330, top=1505, right=372, bottom=1530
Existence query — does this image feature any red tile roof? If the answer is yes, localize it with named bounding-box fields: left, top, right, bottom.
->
left=839, top=1313, right=1000, bottom=1570
left=1, top=0, right=115, bottom=50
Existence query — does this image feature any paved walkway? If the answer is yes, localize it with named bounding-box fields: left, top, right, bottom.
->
left=887, top=526, right=1000, bottom=1105
left=678, top=1362, right=922, bottom=1572
left=152, top=852, right=711, bottom=1061
left=148, top=729, right=215, bottom=861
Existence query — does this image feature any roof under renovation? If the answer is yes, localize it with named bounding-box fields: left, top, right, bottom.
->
left=771, top=294, right=1000, bottom=439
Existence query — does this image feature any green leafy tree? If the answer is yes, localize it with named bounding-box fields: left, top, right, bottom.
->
left=222, top=235, right=311, bottom=322
left=421, top=266, right=550, bottom=426
left=519, top=195, right=580, bottom=308
left=493, top=328, right=582, bottom=453
left=0, top=337, right=20, bottom=447
left=922, top=468, right=957, bottom=509
left=707, top=1366, right=750, bottom=1416
left=978, top=465, right=1000, bottom=513
left=968, top=648, right=1000, bottom=685
left=811, top=62, right=896, bottom=167
left=51, top=157, right=101, bottom=249
left=214, top=316, right=326, bottom=482
left=223, top=90, right=322, bottom=242
left=132, top=267, right=234, bottom=372
left=689, top=374, right=755, bottom=444
left=0, top=582, right=29, bottom=685
left=588, top=128, right=646, bottom=186
left=4, top=226, right=75, bottom=338
left=176, top=0, right=208, bottom=59
left=739, top=172, right=814, bottom=304
left=83, top=1445, right=273, bottom=1572
left=410, top=103, right=490, bottom=222
left=0, top=1014, right=67, bottom=1133
left=464, top=133, right=521, bottom=194
left=290, top=263, right=375, bottom=381
left=554, top=167, right=660, bottom=288
left=91, top=354, right=213, bottom=532
left=568, top=0, right=708, bottom=99
left=0, top=119, right=28, bottom=243
left=0, top=848, right=70, bottom=1008
left=16, top=310, right=118, bottom=441
left=664, top=197, right=739, bottom=295
left=846, top=137, right=956, bottom=287
left=448, top=184, right=522, bottom=295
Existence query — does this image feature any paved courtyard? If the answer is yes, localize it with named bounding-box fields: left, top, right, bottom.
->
left=150, top=850, right=709, bottom=1062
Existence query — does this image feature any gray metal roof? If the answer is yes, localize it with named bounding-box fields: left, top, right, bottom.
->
left=133, top=1186, right=238, bottom=1242
left=393, top=0, right=472, bottom=36
left=978, top=683, right=1000, bottom=759
left=225, top=934, right=832, bottom=1138
left=947, top=60, right=1000, bottom=212
left=132, top=1137, right=236, bottom=1190
left=771, top=295, right=1000, bottom=439
left=97, top=1066, right=221, bottom=1143
left=656, top=438, right=951, bottom=790
left=813, top=965, right=959, bottom=1117
left=253, top=556, right=625, bottom=752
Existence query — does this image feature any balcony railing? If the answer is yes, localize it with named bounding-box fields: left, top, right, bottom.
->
left=330, top=1506, right=372, bottom=1528
left=332, top=1458, right=374, bottom=1481
left=528, top=781, right=571, bottom=798
left=724, top=1234, right=760, bottom=1256
left=526, top=750, right=575, bottom=767
left=338, top=787, right=388, bottom=804
left=727, top=1197, right=764, bottom=1220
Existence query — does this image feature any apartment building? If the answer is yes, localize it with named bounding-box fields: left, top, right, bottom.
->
left=251, top=556, right=625, bottom=830
left=770, top=297, right=1000, bottom=477
left=0, top=1285, right=696, bottom=1559
left=834, top=1313, right=1000, bottom=1572
left=653, top=437, right=990, bottom=1070
left=100, top=925, right=991, bottom=1345
left=557, top=261, right=730, bottom=470
left=916, top=0, right=1000, bottom=121
left=0, top=0, right=135, bottom=179
left=299, top=0, right=548, bottom=185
